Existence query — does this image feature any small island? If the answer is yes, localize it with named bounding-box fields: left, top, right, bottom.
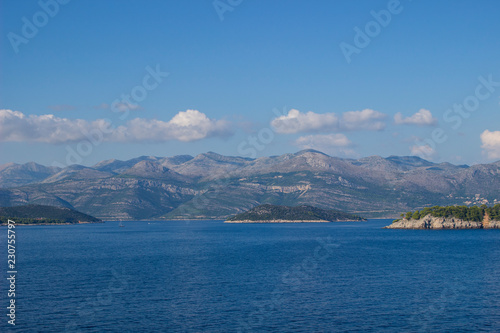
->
left=225, top=204, right=365, bottom=223
left=0, top=204, right=102, bottom=225
left=386, top=205, right=500, bottom=229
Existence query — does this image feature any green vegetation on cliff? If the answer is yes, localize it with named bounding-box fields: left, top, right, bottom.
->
left=0, top=204, right=102, bottom=225
left=226, top=204, right=365, bottom=222
left=393, top=204, right=500, bottom=223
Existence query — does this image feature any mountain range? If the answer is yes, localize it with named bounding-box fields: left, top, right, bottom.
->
left=1, top=149, right=499, bottom=220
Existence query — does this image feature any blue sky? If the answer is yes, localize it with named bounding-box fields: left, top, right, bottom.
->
left=2, top=0, right=500, bottom=167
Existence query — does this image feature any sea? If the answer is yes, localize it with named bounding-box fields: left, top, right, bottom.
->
left=2, top=219, right=499, bottom=332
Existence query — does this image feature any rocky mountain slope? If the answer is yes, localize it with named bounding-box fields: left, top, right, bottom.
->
left=0, top=162, right=61, bottom=188
left=1, top=150, right=499, bottom=220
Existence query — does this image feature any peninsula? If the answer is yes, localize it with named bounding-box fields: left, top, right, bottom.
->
left=386, top=205, right=500, bottom=229
left=0, top=204, right=102, bottom=225
left=225, top=204, right=365, bottom=223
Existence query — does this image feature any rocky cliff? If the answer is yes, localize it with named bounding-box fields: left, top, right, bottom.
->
left=385, top=214, right=500, bottom=229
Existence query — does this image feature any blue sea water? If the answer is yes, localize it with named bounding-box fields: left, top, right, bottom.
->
left=2, top=219, right=500, bottom=332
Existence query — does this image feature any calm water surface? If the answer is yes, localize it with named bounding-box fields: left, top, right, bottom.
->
left=2, top=220, right=500, bottom=332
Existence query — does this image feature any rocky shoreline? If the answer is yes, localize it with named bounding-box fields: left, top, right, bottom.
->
left=385, top=214, right=500, bottom=229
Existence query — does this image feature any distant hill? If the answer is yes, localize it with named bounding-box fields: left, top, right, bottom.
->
left=0, top=204, right=102, bottom=225
left=226, top=204, right=365, bottom=223
left=0, top=162, right=60, bottom=188
left=1, top=150, right=500, bottom=220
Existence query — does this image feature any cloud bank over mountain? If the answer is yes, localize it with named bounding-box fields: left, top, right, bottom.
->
left=271, top=108, right=386, bottom=134
left=0, top=109, right=232, bottom=143
left=481, top=130, right=500, bottom=159
left=394, top=109, right=437, bottom=126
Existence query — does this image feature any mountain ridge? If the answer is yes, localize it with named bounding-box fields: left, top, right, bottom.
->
left=1, top=150, right=499, bottom=220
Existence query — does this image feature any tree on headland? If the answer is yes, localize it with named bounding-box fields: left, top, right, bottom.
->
left=395, top=204, right=500, bottom=223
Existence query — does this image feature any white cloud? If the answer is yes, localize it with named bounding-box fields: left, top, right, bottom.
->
left=341, top=109, right=386, bottom=130
left=410, top=144, right=436, bottom=160
left=271, top=109, right=339, bottom=134
left=394, top=109, right=437, bottom=126
left=480, top=130, right=500, bottom=160
left=0, top=109, right=231, bottom=144
left=0, top=109, right=102, bottom=143
left=294, top=133, right=358, bottom=157
left=114, top=110, right=231, bottom=142
left=271, top=108, right=386, bottom=134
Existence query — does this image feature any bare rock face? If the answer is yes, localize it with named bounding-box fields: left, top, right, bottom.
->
left=486, top=221, right=500, bottom=228
left=385, top=214, right=500, bottom=229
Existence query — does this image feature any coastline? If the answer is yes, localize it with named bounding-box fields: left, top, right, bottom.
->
left=385, top=214, right=500, bottom=229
